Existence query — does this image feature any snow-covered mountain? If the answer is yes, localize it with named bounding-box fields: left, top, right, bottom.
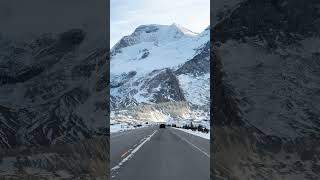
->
left=0, top=29, right=108, bottom=178
left=110, top=23, right=210, bottom=126
left=212, top=0, right=320, bottom=179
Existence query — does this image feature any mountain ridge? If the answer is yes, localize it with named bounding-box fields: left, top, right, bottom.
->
left=111, top=23, right=207, bottom=55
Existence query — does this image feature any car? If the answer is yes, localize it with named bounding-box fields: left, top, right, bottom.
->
left=159, top=124, right=166, bottom=128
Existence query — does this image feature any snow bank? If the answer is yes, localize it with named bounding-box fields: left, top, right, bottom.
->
left=173, top=127, right=210, bottom=140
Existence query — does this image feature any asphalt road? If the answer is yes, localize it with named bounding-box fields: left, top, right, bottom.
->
left=111, top=126, right=210, bottom=180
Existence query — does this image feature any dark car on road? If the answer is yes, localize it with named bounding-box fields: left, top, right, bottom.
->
left=159, top=124, right=166, bottom=128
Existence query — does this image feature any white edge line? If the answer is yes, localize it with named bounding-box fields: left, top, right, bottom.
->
left=111, top=130, right=158, bottom=171
left=171, top=129, right=210, bottom=158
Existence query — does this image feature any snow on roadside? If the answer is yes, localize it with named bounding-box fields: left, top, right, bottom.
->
left=110, top=117, right=154, bottom=134
left=110, top=110, right=152, bottom=133
left=110, top=123, right=135, bottom=133
left=173, top=127, right=210, bottom=140
left=110, top=122, right=150, bottom=133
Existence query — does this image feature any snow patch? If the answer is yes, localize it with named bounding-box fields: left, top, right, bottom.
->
left=178, top=73, right=210, bottom=106
left=173, top=127, right=210, bottom=140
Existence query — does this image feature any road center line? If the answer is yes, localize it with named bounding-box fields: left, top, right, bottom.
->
left=120, top=151, right=129, bottom=158
left=171, top=129, right=210, bottom=158
left=111, top=130, right=158, bottom=171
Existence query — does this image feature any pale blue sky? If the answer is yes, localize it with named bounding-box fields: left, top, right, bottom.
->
left=111, top=0, right=210, bottom=47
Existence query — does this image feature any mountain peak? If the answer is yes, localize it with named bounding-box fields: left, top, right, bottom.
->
left=112, top=23, right=194, bottom=52
left=133, top=23, right=197, bottom=36
left=134, top=24, right=162, bottom=33
left=170, top=23, right=198, bottom=36
left=111, top=23, right=208, bottom=53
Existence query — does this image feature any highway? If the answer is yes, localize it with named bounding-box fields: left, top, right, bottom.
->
left=110, top=125, right=210, bottom=180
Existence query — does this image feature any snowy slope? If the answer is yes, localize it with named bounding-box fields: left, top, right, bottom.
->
left=212, top=0, right=320, bottom=179
left=0, top=28, right=108, bottom=178
left=111, top=23, right=207, bottom=75
left=178, top=73, right=210, bottom=106
left=110, top=23, right=210, bottom=127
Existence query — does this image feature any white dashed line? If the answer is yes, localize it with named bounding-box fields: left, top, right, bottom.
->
left=111, top=130, right=158, bottom=171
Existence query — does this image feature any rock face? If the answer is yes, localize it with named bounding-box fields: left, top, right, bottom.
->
left=212, top=0, right=320, bottom=179
left=175, top=41, right=210, bottom=76
left=111, top=23, right=210, bottom=124
left=0, top=29, right=108, bottom=178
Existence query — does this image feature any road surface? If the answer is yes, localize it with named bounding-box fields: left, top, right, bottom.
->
left=111, top=126, right=210, bottom=180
